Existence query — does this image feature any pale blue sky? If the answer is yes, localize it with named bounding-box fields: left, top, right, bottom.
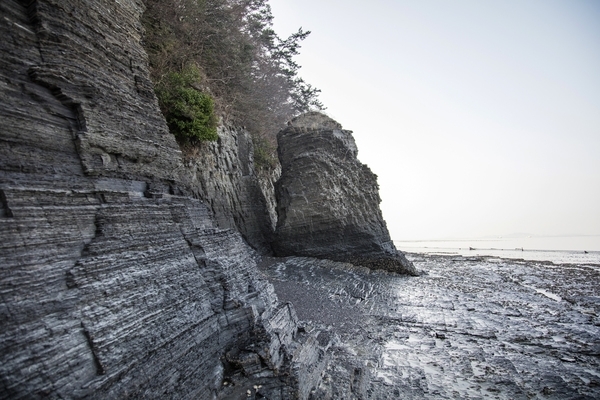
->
left=270, top=0, right=600, bottom=246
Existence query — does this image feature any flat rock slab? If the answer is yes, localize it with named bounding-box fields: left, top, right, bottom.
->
left=259, top=254, right=600, bottom=399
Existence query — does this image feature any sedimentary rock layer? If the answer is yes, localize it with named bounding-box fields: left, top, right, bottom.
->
left=185, top=126, right=278, bottom=254
left=273, top=112, right=417, bottom=275
left=0, top=1, right=320, bottom=398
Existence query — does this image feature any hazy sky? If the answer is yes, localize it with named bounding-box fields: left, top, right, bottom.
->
left=269, top=0, right=600, bottom=244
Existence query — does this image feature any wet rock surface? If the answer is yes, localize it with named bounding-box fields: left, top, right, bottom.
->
left=273, top=113, right=416, bottom=275
left=259, top=254, right=600, bottom=399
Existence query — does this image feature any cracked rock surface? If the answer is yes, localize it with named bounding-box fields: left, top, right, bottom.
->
left=259, top=254, right=600, bottom=399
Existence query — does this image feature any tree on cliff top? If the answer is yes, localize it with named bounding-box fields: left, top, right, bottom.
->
left=142, top=0, right=324, bottom=161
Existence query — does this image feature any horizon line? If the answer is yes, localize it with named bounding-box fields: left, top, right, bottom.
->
left=394, top=234, right=600, bottom=242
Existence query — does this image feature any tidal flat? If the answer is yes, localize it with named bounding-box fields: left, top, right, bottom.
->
left=259, top=254, right=600, bottom=399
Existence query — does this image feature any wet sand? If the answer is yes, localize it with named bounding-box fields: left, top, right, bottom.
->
left=258, top=253, right=600, bottom=399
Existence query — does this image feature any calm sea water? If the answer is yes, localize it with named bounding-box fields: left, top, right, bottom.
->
left=395, top=235, right=600, bottom=264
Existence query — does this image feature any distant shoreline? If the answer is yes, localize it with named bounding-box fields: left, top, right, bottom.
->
left=398, top=244, right=600, bottom=265
left=394, top=235, right=600, bottom=259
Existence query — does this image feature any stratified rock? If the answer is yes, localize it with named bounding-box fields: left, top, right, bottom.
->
left=185, top=125, right=278, bottom=254
left=0, top=1, right=323, bottom=398
left=273, top=112, right=417, bottom=275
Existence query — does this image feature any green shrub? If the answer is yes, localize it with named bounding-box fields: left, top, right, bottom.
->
left=156, top=66, right=218, bottom=144
left=252, top=135, right=277, bottom=171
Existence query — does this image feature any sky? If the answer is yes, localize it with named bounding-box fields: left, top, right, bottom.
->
left=269, top=0, right=600, bottom=247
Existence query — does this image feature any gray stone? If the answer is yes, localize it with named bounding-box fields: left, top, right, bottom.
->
left=273, top=112, right=417, bottom=275
left=0, top=1, right=322, bottom=398
left=185, top=125, right=278, bottom=255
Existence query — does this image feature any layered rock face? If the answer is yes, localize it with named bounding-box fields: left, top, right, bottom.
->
left=273, top=112, right=417, bottom=275
left=186, top=125, right=278, bottom=254
left=0, top=1, right=323, bottom=398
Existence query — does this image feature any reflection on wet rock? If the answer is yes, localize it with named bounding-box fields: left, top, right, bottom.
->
left=259, top=254, right=600, bottom=399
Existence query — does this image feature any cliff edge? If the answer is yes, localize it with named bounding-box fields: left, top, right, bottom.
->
left=273, top=113, right=417, bottom=275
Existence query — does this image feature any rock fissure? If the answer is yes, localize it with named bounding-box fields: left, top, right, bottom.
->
left=0, top=190, right=13, bottom=218
left=82, top=322, right=106, bottom=376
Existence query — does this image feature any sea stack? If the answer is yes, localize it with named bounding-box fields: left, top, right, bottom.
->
left=273, top=112, right=417, bottom=275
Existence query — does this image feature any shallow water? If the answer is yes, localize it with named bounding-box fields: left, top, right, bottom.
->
left=396, top=236, right=600, bottom=264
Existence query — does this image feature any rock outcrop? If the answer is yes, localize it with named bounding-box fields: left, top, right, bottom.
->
left=273, top=112, right=417, bottom=275
left=0, top=1, right=323, bottom=398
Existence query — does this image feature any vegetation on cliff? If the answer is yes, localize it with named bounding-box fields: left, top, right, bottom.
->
left=155, top=66, right=219, bottom=144
left=142, top=0, right=324, bottom=167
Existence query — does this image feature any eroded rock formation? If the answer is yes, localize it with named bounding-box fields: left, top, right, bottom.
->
left=273, top=112, right=417, bottom=275
left=0, top=1, right=323, bottom=398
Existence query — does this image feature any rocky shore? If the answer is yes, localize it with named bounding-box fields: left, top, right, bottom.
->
left=2, top=1, right=598, bottom=398
left=259, top=253, right=600, bottom=399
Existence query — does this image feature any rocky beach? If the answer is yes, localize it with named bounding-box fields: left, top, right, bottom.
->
left=258, top=253, right=600, bottom=399
left=1, top=1, right=598, bottom=398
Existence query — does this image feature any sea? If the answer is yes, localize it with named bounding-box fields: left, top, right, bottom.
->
left=395, top=235, right=600, bottom=264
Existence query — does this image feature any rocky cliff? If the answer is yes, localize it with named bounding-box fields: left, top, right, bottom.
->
left=185, top=125, right=278, bottom=254
left=0, top=1, right=323, bottom=398
left=273, top=113, right=417, bottom=275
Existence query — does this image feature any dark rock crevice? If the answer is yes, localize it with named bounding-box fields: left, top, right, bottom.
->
left=82, top=322, right=106, bottom=376
left=0, top=190, right=13, bottom=218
